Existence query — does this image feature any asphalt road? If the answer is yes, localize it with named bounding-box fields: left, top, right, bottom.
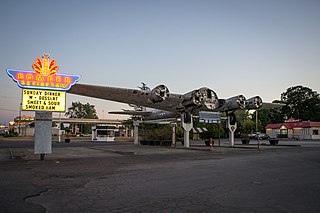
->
left=1, top=137, right=320, bottom=213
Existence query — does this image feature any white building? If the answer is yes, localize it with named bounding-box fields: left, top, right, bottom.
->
left=266, top=120, right=320, bottom=140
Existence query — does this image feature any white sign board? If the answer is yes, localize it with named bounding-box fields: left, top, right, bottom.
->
left=34, top=111, right=52, bottom=154
left=22, top=89, right=66, bottom=112
left=199, top=111, right=221, bottom=123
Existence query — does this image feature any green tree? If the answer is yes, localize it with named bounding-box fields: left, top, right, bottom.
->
left=66, top=102, right=98, bottom=119
left=65, top=102, right=98, bottom=133
left=199, top=123, right=226, bottom=140
left=234, top=110, right=255, bottom=135
left=252, top=86, right=320, bottom=127
left=140, top=123, right=172, bottom=140
left=280, top=85, right=320, bottom=121
left=268, top=100, right=286, bottom=123
left=252, top=109, right=272, bottom=132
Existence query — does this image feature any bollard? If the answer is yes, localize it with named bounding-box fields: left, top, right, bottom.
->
left=40, top=153, right=45, bottom=160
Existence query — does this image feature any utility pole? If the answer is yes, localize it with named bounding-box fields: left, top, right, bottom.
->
left=255, top=109, right=259, bottom=132
left=18, top=102, right=22, bottom=135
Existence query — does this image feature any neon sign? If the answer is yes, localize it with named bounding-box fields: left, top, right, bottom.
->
left=7, top=53, right=81, bottom=91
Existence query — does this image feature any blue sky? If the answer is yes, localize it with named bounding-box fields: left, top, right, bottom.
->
left=1, top=0, right=319, bottom=124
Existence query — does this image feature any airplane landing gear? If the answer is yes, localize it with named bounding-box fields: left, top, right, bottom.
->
left=227, top=112, right=237, bottom=147
left=183, top=111, right=192, bottom=124
left=181, top=111, right=193, bottom=148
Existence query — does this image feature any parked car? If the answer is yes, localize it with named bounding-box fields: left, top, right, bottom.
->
left=74, top=132, right=91, bottom=137
left=248, top=132, right=269, bottom=140
left=248, top=133, right=257, bottom=139
left=73, top=132, right=83, bottom=137
left=254, top=133, right=269, bottom=140
left=0, top=129, right=6, bottom=136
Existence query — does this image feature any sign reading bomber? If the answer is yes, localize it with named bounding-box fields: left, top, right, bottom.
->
left=22, top=89, right=66, bottom=112
left=6, top=52, right=81, bottom=160
left=7, top=52, right=81, bottom=113
left=7, top=53, right=80, bottom=91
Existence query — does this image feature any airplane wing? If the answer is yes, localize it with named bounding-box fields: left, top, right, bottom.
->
left=68, top=83, right=284, bottom=116
left=108, top=110, right=152, bottom=116
left=260, top=102, right=285, bottom=109
left=142, top=117, right=179, bottom=124
left=68, top=83, right=181, bottom=112
left=67, top=83, right=221, bottom=113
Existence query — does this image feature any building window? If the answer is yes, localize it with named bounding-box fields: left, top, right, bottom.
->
left=280, top=129, right=288, bottom=135
left=313, top=130, right=319, bottom=135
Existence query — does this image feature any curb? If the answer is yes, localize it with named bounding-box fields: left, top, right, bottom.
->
left=9, top=148, right=28, bottom=159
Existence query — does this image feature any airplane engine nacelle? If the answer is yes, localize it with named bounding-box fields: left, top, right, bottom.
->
left=246, top=96, right=262, bottom=110
left=217, top=95, right=246, bottom=112
left=198, top=87, right=219, bottom=110
left=182, top=90, right=203, bottom=107
left=182, top=87, right=219, bottom=110
left=148, top=85, right=169, bottom=103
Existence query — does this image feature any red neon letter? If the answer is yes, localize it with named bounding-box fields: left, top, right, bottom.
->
left=36, top=75, right=44, bottom=81
left=26, top=74, right=33, bottom=81
left=64, top=77, right=70, bottom=84
left=47, top=75, right=53, bottom=82
left=17, top=73, right=24, bottom=80
left=56, top=76, right=61, bottom=83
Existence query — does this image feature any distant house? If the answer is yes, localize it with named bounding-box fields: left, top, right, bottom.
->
left=265, top=119, right=320, bottom=140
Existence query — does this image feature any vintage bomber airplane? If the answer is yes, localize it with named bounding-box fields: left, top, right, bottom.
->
left=67, top=83, right=280, bottom=147
left=67, top=83, right=271, bottom=122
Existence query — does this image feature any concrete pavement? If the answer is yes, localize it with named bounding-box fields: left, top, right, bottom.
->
left=1, top=138, right=320, bottom=212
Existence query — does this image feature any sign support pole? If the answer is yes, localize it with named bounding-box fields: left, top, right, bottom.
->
left=34, top=111, right=52, bottom=160
left=58, top=112, right=61, bottom=143
left=133, top=120, right=140, bottom=145
left=181, top=113, right=193, bottom=148
left=171, top=123, right=176, bottom=147
left=227, top=121, right=237, bottom=147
